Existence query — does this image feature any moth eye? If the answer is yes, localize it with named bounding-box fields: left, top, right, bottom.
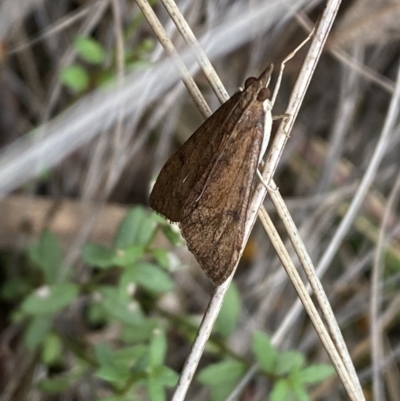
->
left=257, top=87, right=270, bottom=101
left=244, top=77, right=257, bottom=88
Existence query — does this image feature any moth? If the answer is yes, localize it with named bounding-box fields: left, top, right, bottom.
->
left=150, top=65, right=274, bottom=286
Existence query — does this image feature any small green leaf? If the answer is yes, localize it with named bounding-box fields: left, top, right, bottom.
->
left=197, top=360, right=246, bottom=386
left=23, top=316, right=52, bottom=350
left=275, top=351, right=305, bottom=375
left=139, top=38, right=154, bottom=52
left=127, top=59, right=152, bottom=71
left=151, top=248, right=171, bottom=269
left=197, top=360, right=247, bottom=401
left=291, top=383, right=310, bottom=401
left=94, top=343, right=115, bottom=366
left=94, top=343, right=131, bottom=384
left=160, top=224, right=182, bottom=246
left=270, top=379, right=290, bottom=401
left=98, top=397, right=127, bottom=401
left=87, top=301, right=107, bottom=326
left=99, top=286, right=144, bottom=326
left=1, top=277, right=30, bottom=300
left=121, top=262, right=174, bottom=294
left=29, top=230, right=63, bottom=283
left=59, top=65, right=89, bottom=92
left=38, top=377, right=71, bottom=393
left=297, top=364, right=334, bottom=384
left=114, top=344, right=148, bottom=368
left=114, top=207, right=156, bottom=249
left=251, top=331, right=276, bottom=374
left=121, top=319, right=158, bottom=343
left=96, top=364, right=130, bottom=384
left=146, top=375, right=165, bottom=401
left=75, top=36, right=105, bottom=64
left=41, top=333, right=63, bottom=365
left=20, top=283, right=78, bottom=316
left=151, top=365, right=178, bottom=387
left=112, top=245, right=145, bottom=267
left=82, top=243, right=115, bottom=268
left=214, top=283, right=241, bottom=337
left=149, top=329, right=167, bottom=367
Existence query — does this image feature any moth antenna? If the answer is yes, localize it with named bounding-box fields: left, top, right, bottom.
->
left=271, top=28, right=315, bottom=106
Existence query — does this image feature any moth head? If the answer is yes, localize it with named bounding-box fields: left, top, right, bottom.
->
left=243, top=64, right=273, bottom=101
left=257, top=63, right=274, bottom=89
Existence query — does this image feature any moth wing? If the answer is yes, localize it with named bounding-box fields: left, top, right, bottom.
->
left=149, top=93, right=241, bottom=222
left=179, top=107, right=265, bottom=286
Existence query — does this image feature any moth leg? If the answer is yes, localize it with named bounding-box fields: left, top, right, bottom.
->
left=256, top=169, right=279, bottom=193
left=270, top=27, right=315, bottom=107
left=272, top=113, right=291, bottom=137
left=272, top=113, right=290, bottom=121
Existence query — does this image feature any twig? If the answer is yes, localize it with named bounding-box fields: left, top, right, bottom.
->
left=138, top=0, right=360, bottom=400
left=135, top=0, right=211, bottom=118
left=370, top=167, right=400, bottom=400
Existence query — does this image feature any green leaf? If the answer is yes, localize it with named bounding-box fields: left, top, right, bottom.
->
left=146, top=375, right=165, bottom=401
left=160, top=224, right=182, bottom=246
left=94, top=343, right=115, bottom=366
left=114, top=207, right=156, bottom=249
left=121, top=319, right=158, bottom=343
left=94, top=343, right=131, bottom=384
left=20, top=283, right=78, bottom=316
left=87, top=301, right=107, bottom=326
left=251, top=331, right=276, bottom=374
left=38, top=377, right=71, bottom=393
left=126, top=59, right=152, bottom=71
left=149, top=329, right=166, bottom=367
left=23, top=316, right=52, bottom=350
left=197, top=360, right=246, bottom=386
left=1, top=277, right=30, bottom=300
left=120, top=262, right=174, bottom=294
left=74, top=36, right=105, bottom=64
left=59, top=65, right=89, bottom=92
left=151, top=365, right=178, bottom=387
left=214, top=283, right=241, bottom=337
left=114, top=344, right=148, bottom=368
left=99, top=286, right=144, bottom=326
left=291, top=382, right=310, bottom=401
left=270, top=379, right=290, bottom=401
left=138, top=38, right=154, bottom=53
left=275, top=351, right=305, bottom=375
left=151, top=248, right=171, bottom=269
left=96, top=364, right=130, bottom=384
left=28, top=230, right=63, bottom=283
left=146, top=366, right=178, bottom=401
left=41, top=333, right=63, bottom=365
left=112, top=245, right=145, bottom=267
left=198, top=360, right=247, bottom=401
left=297, top=364, right=334, bottom=384
left=82, top=243, right=116, bottom=268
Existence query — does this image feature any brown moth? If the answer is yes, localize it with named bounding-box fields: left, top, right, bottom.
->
left=150, top=65, right=274, bottom=286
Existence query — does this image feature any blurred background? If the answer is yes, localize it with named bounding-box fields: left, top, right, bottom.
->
left=1, top=0, right=400, bottom=400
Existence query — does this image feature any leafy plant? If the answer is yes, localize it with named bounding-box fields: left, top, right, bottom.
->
left=252, top=331, right=334, bottom=401
left=197, top=331, right=334, bottom=401
left=0, top=206, right=181, bottom=401
left=59, top=35, right=154, bottom=93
